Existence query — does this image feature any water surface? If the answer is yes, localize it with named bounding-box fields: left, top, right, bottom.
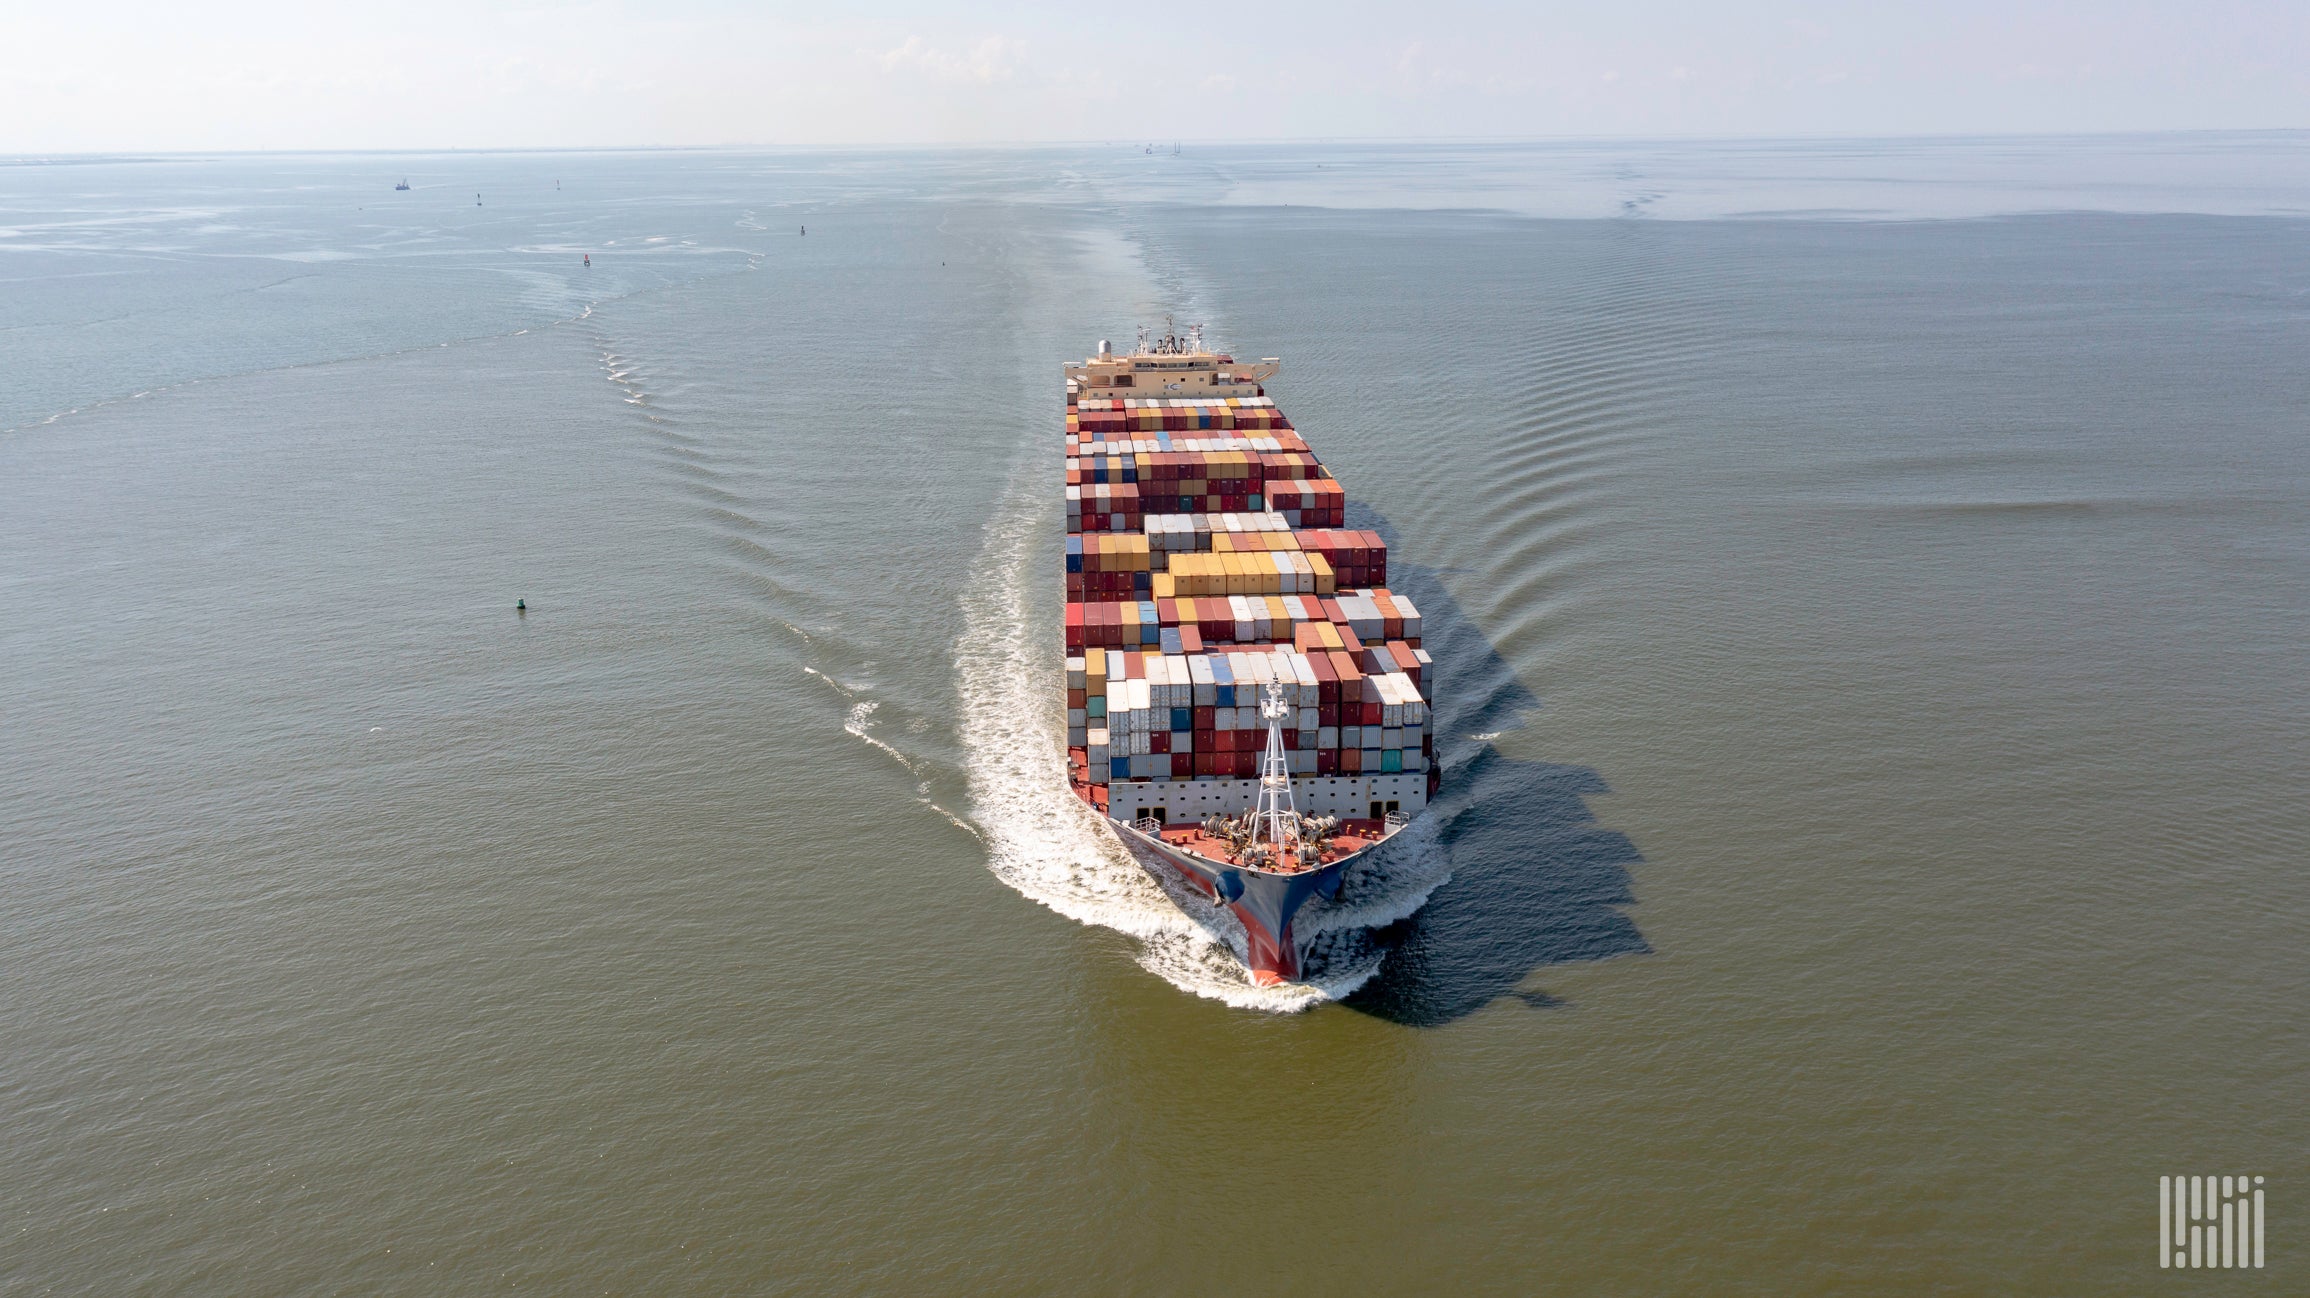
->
left=4, top=138, right=2306, bottom=1293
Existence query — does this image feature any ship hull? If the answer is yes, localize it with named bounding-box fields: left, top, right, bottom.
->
left=1111, top=819, right=1378, bottom=985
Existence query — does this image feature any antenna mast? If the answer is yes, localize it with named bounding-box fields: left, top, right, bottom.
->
left=1248, top=679, right=1302, bottom=866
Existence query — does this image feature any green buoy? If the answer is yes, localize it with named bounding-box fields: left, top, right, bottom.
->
left=516, top=599, right=526, bottom=612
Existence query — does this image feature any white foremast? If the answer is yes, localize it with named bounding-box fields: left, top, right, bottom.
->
left=1249, top=679, right=1301, bottom=862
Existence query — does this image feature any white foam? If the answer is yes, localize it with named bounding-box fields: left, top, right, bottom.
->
left=802, top=668, right=926, bottom=776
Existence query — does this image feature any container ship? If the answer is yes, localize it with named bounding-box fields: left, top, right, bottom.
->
left=1062, top=326, right=1437, bottom=986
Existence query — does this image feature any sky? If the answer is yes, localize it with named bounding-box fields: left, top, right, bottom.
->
left=5, top=1, right=2307, bottom=153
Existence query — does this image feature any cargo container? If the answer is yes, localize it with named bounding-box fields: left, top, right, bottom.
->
left=1057, top=329, right=1438, bottom=988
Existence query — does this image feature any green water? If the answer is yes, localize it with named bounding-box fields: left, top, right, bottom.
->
left=3, top=143, right=2304, bottom=1293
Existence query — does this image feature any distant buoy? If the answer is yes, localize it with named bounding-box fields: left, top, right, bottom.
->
left=516, top=599, right=527, bottom=612
left=800, top=225, right=806, bottom=236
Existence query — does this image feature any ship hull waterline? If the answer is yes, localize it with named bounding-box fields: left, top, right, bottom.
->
left=1108, top=818, right=1403, bottom=986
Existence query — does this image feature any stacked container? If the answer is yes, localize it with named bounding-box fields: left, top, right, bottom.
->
left=1063, top=370, right=1438, bottom=821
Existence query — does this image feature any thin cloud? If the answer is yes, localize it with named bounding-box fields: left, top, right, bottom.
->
left=878, top=35, right=1029, bottom=84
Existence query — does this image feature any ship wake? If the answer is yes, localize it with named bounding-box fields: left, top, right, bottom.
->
left=956, top=474, right=1439, bottom=1012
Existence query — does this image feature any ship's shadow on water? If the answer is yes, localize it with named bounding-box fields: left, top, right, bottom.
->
left=1341, top=511, right=1648, bottom=1027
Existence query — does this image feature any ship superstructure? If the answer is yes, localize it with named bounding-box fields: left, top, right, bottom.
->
left=1062, top=326, right=1437, bottom=985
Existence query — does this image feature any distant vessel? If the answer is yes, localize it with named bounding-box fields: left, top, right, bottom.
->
left=394, top=179, right=410, bottom=191
left=1062, top=326, right=1436, bottom=985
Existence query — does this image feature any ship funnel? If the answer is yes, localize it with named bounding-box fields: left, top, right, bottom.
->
left=1097, top=339, right=1112, bottom=358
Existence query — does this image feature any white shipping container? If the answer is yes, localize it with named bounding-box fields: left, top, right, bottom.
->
left=1393, top=597, right=1422, bottom=639
left=1290, top=651, right=1318, bottom=704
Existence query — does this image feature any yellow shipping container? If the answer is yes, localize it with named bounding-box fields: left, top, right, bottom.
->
left=1308, top=552, right=1336, bottom=595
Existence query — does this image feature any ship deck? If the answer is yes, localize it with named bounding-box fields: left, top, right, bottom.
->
left=1143, top=817, right=1391, bottom=874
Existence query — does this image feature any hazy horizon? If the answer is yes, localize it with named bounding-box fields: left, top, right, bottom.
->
left=11, top=125, right=2310, bottom=159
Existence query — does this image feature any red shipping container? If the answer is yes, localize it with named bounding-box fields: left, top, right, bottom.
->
left=1151, top=732, right=1170, bottom=754
left=1319, top=703, right=1339, bottom=727
left=1361, top=702, right=1382, bottom=726
left=1317, top=750, right=1338, bottom=775
left=1178, top=626, right=1203, bottom=653
left=1171, top=754, right=1193, bottom=777
left=1193, top=707, right=1214, bottom=730
left=1234, top=752, right=1257, bottom=778
left=1340, top=749, right=1362, bottom=774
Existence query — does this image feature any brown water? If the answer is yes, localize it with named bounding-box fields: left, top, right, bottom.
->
left=3, top=144, right=2306, bottom=1293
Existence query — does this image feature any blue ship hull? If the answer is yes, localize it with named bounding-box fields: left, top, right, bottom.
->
left=1111, top=820, right=1364, bottom=984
